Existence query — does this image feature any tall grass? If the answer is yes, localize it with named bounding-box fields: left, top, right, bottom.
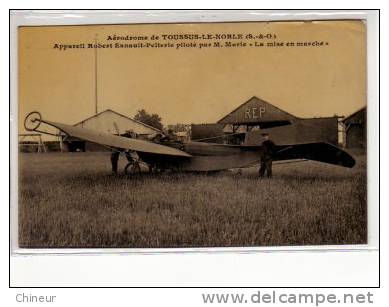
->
left=18, top=151, right=367, bottom=247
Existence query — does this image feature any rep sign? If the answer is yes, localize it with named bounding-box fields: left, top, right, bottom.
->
left=244, top=107, right=266, bottom=119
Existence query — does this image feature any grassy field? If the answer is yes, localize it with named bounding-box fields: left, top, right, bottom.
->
left=18, top=150, right=367, bottom=248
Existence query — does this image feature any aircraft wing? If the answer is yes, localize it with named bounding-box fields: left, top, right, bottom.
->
left=274, top=142, right=355, bottom=168
left=40, top=119, right=192, bottom=158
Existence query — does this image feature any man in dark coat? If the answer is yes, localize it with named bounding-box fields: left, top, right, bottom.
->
left=259, top=133, right=277, bottom=178
left=110, top=151, right=120, bottom=174
left=110, top=129, right=136, bottom=174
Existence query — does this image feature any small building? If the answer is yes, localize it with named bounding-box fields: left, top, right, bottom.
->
left=175, top=131, right=189, bottom=143
left=341, top=107, right=367, bottom=148
left=167, top=123, right=192, bottom=142
left=75, top=109, right=160, bottom=135
left=64, top=109, right=161, bottom=151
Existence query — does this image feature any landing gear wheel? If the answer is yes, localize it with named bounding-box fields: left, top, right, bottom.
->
left=124, top=162, right=141, bottom=175
left=24, top=111, right=42, bottom=131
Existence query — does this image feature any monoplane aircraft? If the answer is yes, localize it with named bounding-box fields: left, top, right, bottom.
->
left=24, top=111, right=355, bottom=174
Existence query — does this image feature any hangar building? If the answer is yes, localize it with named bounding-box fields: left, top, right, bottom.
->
left=191, top=96, right=339, bottom=145
left=341, top=107, right=366, bottom=148
left=64, top=109, right=161, bottom=151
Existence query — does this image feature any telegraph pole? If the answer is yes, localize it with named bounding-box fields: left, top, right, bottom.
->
left=94, top=34, right=98, bottom=115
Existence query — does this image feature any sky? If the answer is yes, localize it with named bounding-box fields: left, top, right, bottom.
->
left=18, top=20, right=366, bottom=131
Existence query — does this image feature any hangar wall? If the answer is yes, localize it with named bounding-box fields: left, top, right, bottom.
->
left=194, top=96, right=340, bottom=146
left=342, top=107, right=366, bottom=148
left=245, top=117, right=339, bottom=145
left=191, top=124, right=225, bottom=143
left=191, top=123, right=247, bottom=144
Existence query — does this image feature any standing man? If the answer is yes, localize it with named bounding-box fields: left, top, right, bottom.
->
left=110, top=130, right=135, bottom=174
left=110, top=151, right=120, bottom=174
left=259, top=133, right=277, bottom=178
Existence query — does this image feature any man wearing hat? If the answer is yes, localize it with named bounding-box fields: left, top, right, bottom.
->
left=259, top=133, right=277, bottom=178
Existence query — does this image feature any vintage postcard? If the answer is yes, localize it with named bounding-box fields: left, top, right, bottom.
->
left=18, top=20, right=367, bottom=248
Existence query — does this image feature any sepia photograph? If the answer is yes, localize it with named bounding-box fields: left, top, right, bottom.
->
left=17, top=19, right=367, bottom=248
